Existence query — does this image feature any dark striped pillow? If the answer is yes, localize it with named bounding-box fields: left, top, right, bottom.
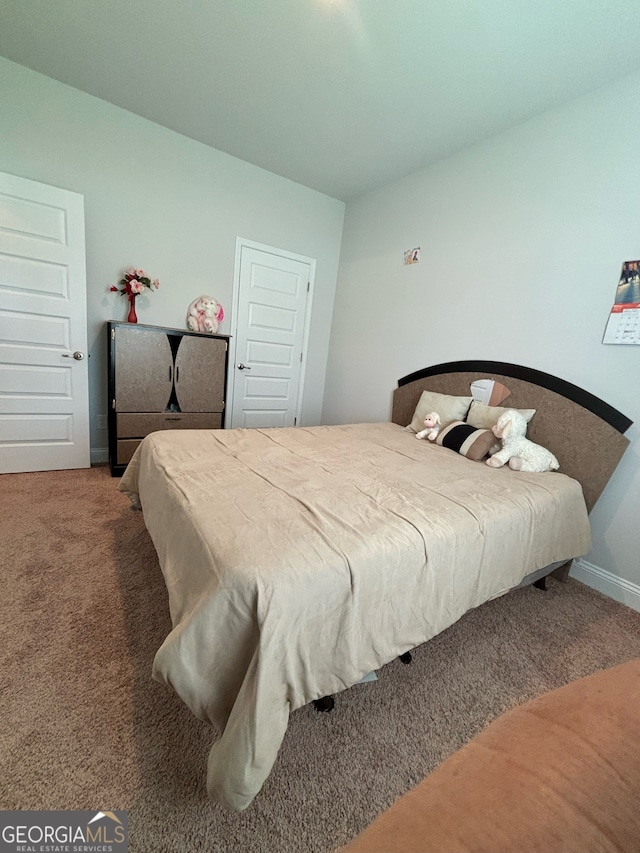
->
left=436, top=421, right=496, bottom=462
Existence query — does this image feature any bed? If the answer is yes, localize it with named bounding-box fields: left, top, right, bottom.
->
left=118, top=360, right=631, bottom=811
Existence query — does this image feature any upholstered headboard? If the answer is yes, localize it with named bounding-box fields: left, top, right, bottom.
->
left=392, top=361, right=632, bottom=513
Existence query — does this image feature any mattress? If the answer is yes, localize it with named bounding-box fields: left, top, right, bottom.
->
left=119, top=421, right=591, bottom=810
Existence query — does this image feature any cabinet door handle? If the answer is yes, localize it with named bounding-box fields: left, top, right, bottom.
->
left=169, top=365, right=173, bottom=382
left=176, top=365, right=180, bottom=382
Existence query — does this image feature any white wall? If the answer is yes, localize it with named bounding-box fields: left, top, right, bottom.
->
left=0, top=57, right=345, bottom=458
left=325, top=70, right=640, bottom=596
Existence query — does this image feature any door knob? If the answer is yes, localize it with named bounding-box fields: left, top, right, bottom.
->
left=237, top=363, right=251, bottom=370
left=62, top=351, right=85, bottom=360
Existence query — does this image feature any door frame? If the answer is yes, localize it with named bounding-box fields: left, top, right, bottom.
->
left=227, top=238, right=316, bottom=428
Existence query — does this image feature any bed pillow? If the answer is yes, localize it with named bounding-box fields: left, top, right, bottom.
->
left=466, top=402, right=536, bottom=430
left=407, top=391, right=473, bottom=433
left=436, top=421, right=496, bottom=462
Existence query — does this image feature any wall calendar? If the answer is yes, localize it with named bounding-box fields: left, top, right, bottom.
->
left=603, top=260, right=640, bottom=345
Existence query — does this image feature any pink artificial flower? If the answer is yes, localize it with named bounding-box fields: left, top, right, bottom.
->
left=151, top=279, right=160, bottom=290
left=126, top=268, right=137, bottom=277
left=135, top=268, right=146, bottom=278
left=130, top=280, right=145, bottom=295
left=109, top=285, right=118, bottom=292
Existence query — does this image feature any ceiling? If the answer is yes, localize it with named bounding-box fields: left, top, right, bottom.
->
left=2, top=0, right=640, bottom=201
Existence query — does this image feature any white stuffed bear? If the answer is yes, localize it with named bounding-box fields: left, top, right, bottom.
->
left=416, top=411, right=441, bottom=441
left=186, top=295, right=224, bottom=334
left=486, top=409, right=559, bottom=472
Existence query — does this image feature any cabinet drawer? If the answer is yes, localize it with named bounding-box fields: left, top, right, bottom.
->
left=117, top=439, right=142, bottom=465
left=117, top=412, right=222, bottom=437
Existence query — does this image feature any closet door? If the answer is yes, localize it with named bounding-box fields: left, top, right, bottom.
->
left=174, top=335, right=226, bottom=412
left=115, top=326, right=173, bottom=412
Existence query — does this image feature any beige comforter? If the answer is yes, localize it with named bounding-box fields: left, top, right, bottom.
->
left=119, top=422, right=591, bottom=811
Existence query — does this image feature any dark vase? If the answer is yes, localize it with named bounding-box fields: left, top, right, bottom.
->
left=127, top=293, right=138, bottom=324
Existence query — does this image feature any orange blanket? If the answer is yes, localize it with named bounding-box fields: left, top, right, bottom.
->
left=342, top=658, right=640, bottom=853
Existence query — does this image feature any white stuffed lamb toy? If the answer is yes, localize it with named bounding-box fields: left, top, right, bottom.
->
left=486, top=409, right=559, bottom=472
left=416, top=411, right=441, bottom=441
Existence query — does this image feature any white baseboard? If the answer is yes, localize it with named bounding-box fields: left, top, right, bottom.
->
left=570, top=558, right=640, bottom=613
left=91, top=446, right=108, bottom=466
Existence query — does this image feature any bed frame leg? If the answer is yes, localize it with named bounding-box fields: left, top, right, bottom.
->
left=313, top=695, right=335, bottom=713
left=533, top=577, right=547, bottom=591
left=551, top=561, right=572, bottom=583
left=313, top=656, right=413, bottom=713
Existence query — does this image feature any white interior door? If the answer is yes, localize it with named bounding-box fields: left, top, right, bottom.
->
left=230, top=243, right=314, bottom=428
left=0, top=172, right=90, bottom=473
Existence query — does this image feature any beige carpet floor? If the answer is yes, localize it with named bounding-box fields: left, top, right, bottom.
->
left=2, top=466, right=640, bottom=853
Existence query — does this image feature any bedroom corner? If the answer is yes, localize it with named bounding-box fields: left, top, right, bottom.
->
left=324, top=69, right=640, bottom=608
